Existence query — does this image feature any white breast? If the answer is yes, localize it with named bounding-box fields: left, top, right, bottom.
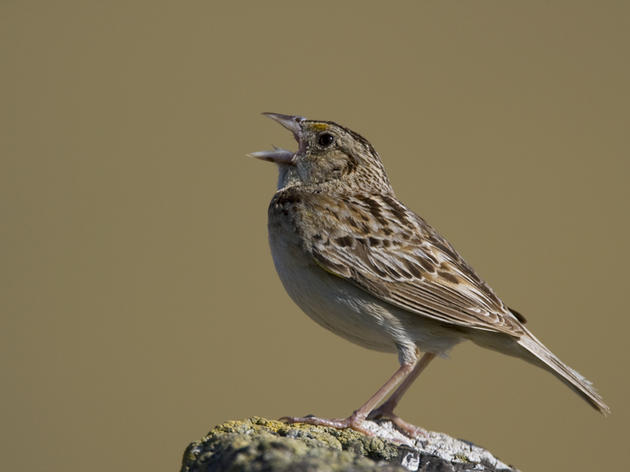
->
left=268, top=226, right=463, bottom=363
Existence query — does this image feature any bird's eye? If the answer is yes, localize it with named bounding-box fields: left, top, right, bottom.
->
left=318, top=132, right=335, bottom=147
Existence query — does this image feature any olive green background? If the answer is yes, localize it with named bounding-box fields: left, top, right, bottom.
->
left=3, top=2, right=628, bottom=471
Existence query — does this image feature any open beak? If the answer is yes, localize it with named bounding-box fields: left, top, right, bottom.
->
left=262, top=112, right=306, bottom=139
left=248, top=146, right=295, bottom=165
left=247, top=113, right=306, bottom=165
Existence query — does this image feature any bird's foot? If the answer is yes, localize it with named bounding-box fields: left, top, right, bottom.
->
left=367, top=406, right=427, bottom=438
left=280, top=412, right=375, bottom=436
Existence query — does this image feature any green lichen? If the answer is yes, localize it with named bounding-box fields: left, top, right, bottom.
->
left=454, top=452, right=470, bottom=462
left=180, top=417, right=516, bottom=472
left=182, top=417, right=405, bottom=472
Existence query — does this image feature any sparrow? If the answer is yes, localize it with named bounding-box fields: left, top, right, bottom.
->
left=248, top=112, right=609, bottom=437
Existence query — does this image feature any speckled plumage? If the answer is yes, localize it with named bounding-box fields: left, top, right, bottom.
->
left=250, top=113, right=609, bottom=436
left=270, top=187, right=524, bottom=338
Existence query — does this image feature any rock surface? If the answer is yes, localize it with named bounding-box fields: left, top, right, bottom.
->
left=181, top=417, right=518, bottom=471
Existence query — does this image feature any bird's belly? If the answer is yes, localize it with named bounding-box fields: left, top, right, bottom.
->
left=269, top=235, right=397, bottom=353
left=268, top=230, right=463, bottom=360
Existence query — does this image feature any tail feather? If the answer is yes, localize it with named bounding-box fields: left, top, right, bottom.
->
left=517, top=330, right=610, bottom=415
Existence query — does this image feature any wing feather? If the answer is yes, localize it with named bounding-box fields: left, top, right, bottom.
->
left=304, top=193, right=524, bottom=337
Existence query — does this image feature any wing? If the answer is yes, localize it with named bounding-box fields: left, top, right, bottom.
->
left=303, top=192, right=524, bottom=337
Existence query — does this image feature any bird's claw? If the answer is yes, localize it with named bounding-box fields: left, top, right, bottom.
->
left=367, top=407, right=427, bottom=438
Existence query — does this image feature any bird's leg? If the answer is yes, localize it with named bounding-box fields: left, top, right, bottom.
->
left=281, top=361, right=416, bottom=436
left=368, top=352, right=436, bottom=437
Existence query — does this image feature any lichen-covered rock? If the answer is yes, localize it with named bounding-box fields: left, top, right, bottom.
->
left=181, top=417, right=518, bottom=472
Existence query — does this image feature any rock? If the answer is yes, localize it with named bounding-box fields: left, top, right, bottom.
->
left=181, top=417, right=518, bottom=471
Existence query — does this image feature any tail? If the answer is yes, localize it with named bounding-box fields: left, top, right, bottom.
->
left=517, top=329, right=610, bottom=415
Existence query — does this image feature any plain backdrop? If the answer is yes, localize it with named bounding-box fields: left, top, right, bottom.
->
left=2, top=2, right=629, bottom=471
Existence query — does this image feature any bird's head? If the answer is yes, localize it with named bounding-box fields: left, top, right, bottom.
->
left=249, top=113, right=392, bottom=193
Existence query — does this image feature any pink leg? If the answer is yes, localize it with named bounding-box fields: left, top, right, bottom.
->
left=368, top=352, right=436, bottom=436
left=281, top=361, right=416, bottom=436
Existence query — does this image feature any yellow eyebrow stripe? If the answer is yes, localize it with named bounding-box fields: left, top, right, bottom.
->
left=311, top=123, right=329, bottom=131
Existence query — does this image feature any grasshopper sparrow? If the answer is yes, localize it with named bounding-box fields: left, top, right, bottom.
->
left=249, top=113, right=609, bottom=436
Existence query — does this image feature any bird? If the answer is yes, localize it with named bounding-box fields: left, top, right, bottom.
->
left=248, top=112, right=609, bottom=437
